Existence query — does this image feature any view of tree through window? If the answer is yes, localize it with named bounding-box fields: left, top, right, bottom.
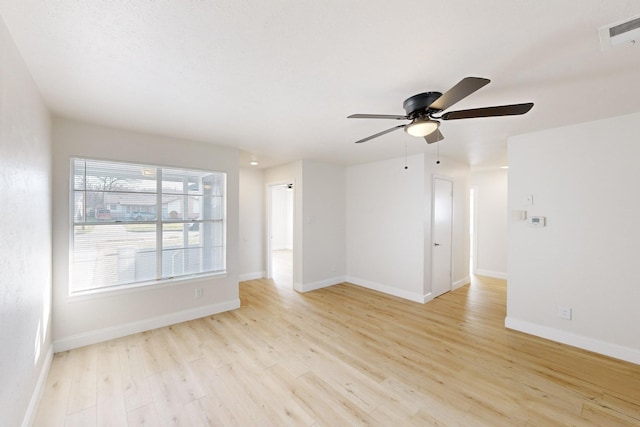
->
left=71, top=158, right=226, bottom=293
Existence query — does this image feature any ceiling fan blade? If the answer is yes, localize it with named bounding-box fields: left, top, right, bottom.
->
left=441, top=102, right=534, bottom=120
left=428, top=77, right=491, bottom=111
left=424, top=129, right=444, bottom=144
left=354, top=124, right=406, bottom=144
left=348, top=113, right=408, bottom=120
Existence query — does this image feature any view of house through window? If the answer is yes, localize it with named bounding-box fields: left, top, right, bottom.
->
left=71, top=158, right=226, bottom=294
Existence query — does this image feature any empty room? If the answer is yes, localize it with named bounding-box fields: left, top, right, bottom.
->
left=2, top=1, right=640, bottom=426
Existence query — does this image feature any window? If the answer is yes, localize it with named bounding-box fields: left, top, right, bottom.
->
left=71, top=158, right=226, bottom=294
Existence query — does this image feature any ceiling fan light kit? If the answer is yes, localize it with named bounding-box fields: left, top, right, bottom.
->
left=348, top=77, right=533, bottom=145
left=405, top=119, right=440, bottom=137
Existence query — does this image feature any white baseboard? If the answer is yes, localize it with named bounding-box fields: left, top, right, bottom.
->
left=505, top=316, right=640, bottom=365
left=475, top=269, right=508, bottom=280
left=238, top=271, right=265, bottom=281
left=53, top=299, right=240, bottom=352
left=346, top=276, right=426, bottom=303
left=294, top=276, right=346, bottom=293
left=22, top=344, right=53, bottom=427
left=453, top=276, right=470, bottom=290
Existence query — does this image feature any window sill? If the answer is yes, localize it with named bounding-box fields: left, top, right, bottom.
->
left=66, top=271, right=228, bottom=302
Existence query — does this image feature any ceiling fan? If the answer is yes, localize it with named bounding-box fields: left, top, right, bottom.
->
left=348, top=77, right=533, bottom=144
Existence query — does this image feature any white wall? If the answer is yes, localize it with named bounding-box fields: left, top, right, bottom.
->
left=264, top=160, right=347, bottom=291
left=51, top=118, right=240, bottom=350
left=346, top=153, right=470, bottom=303
left=347, top=154, right=426, bottom=301
left=300, top=160, right=346, bottom=290
left=471, top=169, right=508, bottom=279
left=507, top=112, right=640, bottom=364
left=0, top=17, right=52, bottom=427
left=239, top=167, right=264, bottom=281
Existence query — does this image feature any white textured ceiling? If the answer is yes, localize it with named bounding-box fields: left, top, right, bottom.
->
left=1, top=1, right=640, bottom=168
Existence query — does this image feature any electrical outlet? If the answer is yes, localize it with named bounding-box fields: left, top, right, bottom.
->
left=558, top=306, right=572, bottom=320
left=195, top=288, right=203, bottom=299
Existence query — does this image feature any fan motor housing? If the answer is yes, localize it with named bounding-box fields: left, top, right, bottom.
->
left=403, top=92, right=443, bottom=118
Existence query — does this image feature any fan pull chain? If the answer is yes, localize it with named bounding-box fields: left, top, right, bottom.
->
left=436, top=141, right=441, bottom=165
left=404, top=140, right=408, bottom=170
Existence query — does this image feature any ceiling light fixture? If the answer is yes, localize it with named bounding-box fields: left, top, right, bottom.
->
left=249, top=161, right=259, bottom=166
left=404, top=119, right=440, bottom=137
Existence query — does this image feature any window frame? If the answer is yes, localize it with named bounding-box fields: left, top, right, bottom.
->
left=69, top=156, right=227, bottom=296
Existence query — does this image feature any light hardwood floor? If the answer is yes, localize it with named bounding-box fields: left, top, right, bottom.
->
left=34, top=276, right=640, bottom=426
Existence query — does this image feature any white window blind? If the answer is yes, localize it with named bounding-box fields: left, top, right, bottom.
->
left=71, top=158, right=226, bottom=294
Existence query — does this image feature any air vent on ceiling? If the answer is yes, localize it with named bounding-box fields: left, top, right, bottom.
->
left=599, top=14, right=640, bottom=51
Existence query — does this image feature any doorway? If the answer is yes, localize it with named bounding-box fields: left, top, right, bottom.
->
left=431, top=177, right=453, bottom=298
left=268, top=183, right=294, bottom=287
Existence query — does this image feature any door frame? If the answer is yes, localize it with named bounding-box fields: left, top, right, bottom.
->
left=470, top=185, right=479, bottom=275
left=430, top=174, right=454, bottom=298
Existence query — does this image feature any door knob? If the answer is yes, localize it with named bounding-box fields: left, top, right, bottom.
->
left=434, top=243, right=440, bottom=246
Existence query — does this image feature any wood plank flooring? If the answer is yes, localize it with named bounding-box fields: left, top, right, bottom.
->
left=34, top=276, right=640, bottom=426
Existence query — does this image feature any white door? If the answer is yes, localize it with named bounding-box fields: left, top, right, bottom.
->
left=432, top=177, right=453, bottom=298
